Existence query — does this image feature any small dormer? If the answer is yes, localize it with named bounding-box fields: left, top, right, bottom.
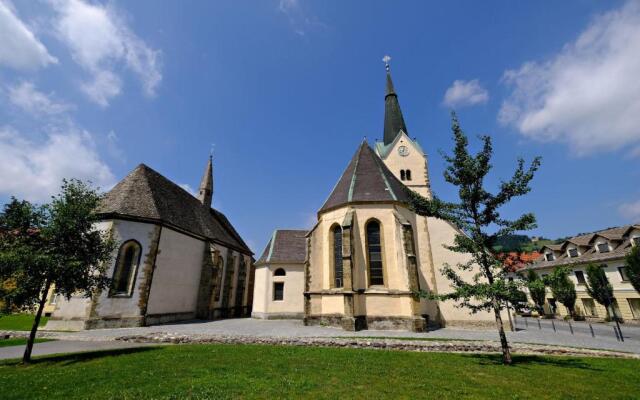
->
left=593, top=236, right=611, bottom=253
left=545, top=252, right=555, bottom=261
left=566, top=245, right=580, bottom=258
left=622, top=226, right=640, bottom=247
left=540, top=245, right=558, bottom=262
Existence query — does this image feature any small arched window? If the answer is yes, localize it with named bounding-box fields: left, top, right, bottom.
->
left=366, top=220, right=384, bottom=286
left=405, top=170, right=412, bottom=181
left=400, top=170, right=406, bottom=181
left=332, top=224, right=343, bottom=288
left=110, top=240, right=142, bottom=296
left=274, top=268, right=286, bottom=276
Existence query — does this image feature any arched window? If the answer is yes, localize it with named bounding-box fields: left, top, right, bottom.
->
left=400, top=170, right=406, bottom=181
left=274, top=268, right=286, bottom=276
left=332, top=224, right=343, bottom=288
left=366, top=220, right=384, bottom=286
left=110, top=240, right=142, bottom=296
left=405, top=170, right=412, bottom=181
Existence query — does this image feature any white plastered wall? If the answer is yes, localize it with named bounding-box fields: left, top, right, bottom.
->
left=147, top=227, right=206, bottom=315
left=252, top=263, right=304, bottom=318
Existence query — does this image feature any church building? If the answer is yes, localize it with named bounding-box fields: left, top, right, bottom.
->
left=46, top=158, right=254, bottom=330
left=252, top=62, right=500, bottom=331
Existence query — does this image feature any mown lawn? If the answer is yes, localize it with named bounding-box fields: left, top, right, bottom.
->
left=1, top=344, right=639, bottom=399
left=0, top=314, right=49, bottom=331
left=0, top=338, right=53, bottom=348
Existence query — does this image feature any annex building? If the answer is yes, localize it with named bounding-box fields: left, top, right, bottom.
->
left=46, top=159, right=254, bottom=330
left=528, top=224, right=640, bottom=322
left=252, top=63, right=505, bottom=331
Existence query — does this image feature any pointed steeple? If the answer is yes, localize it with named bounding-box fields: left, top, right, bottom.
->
left=382, top=56, right=408, bottom=146
left=197, top=156, right=213, bottom=208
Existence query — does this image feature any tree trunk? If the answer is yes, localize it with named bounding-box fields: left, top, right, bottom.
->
left=22, top=281, right=50, bottom=364
left=492, top=300, right=512, bottom=365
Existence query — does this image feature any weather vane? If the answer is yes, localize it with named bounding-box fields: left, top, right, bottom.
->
left=382, top=55, right=391, bottom=72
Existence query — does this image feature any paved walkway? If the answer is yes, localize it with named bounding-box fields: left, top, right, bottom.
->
left=0, top=340, right=154, bottom=361
left=28, top=318, right=640, bottom=354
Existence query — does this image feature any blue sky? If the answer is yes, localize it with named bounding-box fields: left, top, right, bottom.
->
left=1, top=0, right=639, bottom=253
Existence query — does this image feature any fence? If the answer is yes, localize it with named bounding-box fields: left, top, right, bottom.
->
left=512, top=315, right=628, bottom=342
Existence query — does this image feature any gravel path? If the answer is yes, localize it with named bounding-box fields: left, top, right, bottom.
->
left=24, top=318, right=640, bottom=354
left=0, top=340, right=154, bottom=360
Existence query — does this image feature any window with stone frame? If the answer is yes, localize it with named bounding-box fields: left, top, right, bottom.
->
left=575, top=270, right=586, bottom=285
left=273, top=282, right=284, bottom=301
left=618, top=266, right=630, bottom=282
left=366, top=220, right=384, bottom=286
left=568, top=248, right=579, bottom=258
left=332, top=224, right=343, bottom=288
left=214, top=257, right=224, bottom=302
left=234, top=258, right=247, bottom=309
left=545, top=253, right=555, bottom=261
left=110, top=240, right=142, bottom=297
left=597, top=242, right=610, bottom=253
left=582, top=298, right=597, bottom=317
left=629, top=298, right=640, bottom=319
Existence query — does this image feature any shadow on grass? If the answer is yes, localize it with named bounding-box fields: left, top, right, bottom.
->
left=1, top=346, right=162, bottom=367
left=464, top=353, right=603, bottom=370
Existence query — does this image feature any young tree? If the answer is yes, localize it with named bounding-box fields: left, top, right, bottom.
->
left=547, top=267, right=577, bottom=319
left=0, top=180, right=115, bottom=363
left=410, top=113, right=541, bottom=365
left=525, top=270, right=547, bottom=316
left=624, top=246, right=640, bottom=293
left=585, top=263, right=616, bottom=320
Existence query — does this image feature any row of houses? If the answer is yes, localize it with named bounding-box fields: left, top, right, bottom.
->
left=521, top=224, right=640, bottom=322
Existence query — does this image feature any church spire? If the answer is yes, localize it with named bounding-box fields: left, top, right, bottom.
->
left=197, top=155, right=213, bottom=208
left=382, top=55, right=408, bottom=146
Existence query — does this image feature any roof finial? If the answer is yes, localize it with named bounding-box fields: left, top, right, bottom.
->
left=209, top=143, right=215, bottom=159
left=382, top=55, right=391, bottom=72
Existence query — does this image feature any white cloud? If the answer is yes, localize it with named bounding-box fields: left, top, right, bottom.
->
left=0, top=0, right=57, bottom=70
left=0, top=126, right=115, bottom=202
left=619, top=200, right=640, bottom=221
left=8, top=81, right=73, bottom=115
left=278, top=0, right=326, bottom=36
left=443, top=79, right=489, bottom=107
left=51, top=0, right=161, bottom=106
left=499, top=1, right=640, bottom=156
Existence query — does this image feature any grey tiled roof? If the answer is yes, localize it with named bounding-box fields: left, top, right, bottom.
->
left=256, top=230, right=308, bottom=265
left=98, top=164, right=252, bottom=255
left=319, top=141, right=411, bottom=213
left=530, top=224, right=640, bottom=270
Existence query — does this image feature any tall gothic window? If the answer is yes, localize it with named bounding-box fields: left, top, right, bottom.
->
left=366, top=220, right=384, bottom=286
left=400, top=170, right=406, bottom=181
left=110, top=240, right=142, bottom=296
left=332, top=224, right=343, bottom=288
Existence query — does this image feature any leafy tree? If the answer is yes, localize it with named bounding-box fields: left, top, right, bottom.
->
left=0, top=180, right=115, bottom=363
left=624, top=245, right=640, bottom=293
left=409, top=113, right=541, bottom=365
left=585, top=264, right=615, bottom=320
left=547, top=267, right=577, bottom=319
left=525, top=270, right=546, bottom=316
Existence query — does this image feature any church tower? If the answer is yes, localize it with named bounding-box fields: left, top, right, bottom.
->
left=197, top=156, right=213, bottom=207
left=375, top=57, right=431, bottom=198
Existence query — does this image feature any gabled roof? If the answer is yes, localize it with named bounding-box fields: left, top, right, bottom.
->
left=99, top=164, right=252, bottom=255
left=375, top=130, right=425, bottom=159
left=319, top=141, right=411, bottom=213
left=256, top=229, right=307, bottom=265
left=529, top=224, right=638, bottom=270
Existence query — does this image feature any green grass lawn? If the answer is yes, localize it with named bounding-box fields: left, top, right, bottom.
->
left=0, top=338, right=54, bottom=348
left=0, top=314, right=49, bottom=331
left=1, top=344, right=639, bottom=399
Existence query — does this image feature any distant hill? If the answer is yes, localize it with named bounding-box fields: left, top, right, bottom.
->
left=492, top=234, right=558, bottom=253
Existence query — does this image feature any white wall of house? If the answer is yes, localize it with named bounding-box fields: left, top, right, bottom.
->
left=252, top=263, right=304, bottom=319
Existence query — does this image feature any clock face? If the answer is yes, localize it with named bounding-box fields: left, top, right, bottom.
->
left=398, top=145, right=409, bottom=157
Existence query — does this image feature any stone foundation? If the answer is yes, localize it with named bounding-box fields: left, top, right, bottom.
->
left=252, top=312, right=304, bottom=320
left=305, top=314, right=426, bottom=332
left=145, top=312, right=196, bottom=326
